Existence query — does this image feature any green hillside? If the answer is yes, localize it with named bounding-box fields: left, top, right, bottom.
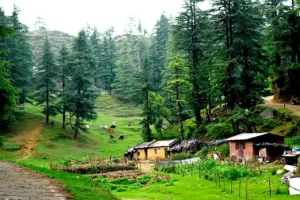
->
left=0, top=94, right=142, bottom=166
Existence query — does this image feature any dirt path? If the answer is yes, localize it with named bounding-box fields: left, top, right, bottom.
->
left=0, top=162, right=69, bottom=200
left=262, top=96, right=300, bottom=116
left=14, top=123, right=43, bottom=160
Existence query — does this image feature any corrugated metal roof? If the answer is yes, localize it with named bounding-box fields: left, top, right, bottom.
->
left=225, top=133, right=270, bottom=141
left=149, top=139, right=179, bottom=148
left=134, top=142, right=154, bottom=149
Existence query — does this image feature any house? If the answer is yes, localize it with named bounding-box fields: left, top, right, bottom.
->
left=225, top=133, right=288, bottom=162
left=125, top=139, right=180, bottom=161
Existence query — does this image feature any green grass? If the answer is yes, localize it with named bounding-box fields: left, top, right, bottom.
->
left=113, top=173, right=297, bottom=200
left=20, top=162, right=117, bottom=200
left=0, top=94, right=143, bottom=166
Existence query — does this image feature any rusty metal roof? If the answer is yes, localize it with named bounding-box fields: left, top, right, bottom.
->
left=134, top=142, right=155, bottom=149
left=149, top=139, right=179, bottom=148
left=225, top=133, right=273, bottom=141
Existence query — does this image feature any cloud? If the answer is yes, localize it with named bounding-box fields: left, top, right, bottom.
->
left=1, top=0, right=210, bottom=35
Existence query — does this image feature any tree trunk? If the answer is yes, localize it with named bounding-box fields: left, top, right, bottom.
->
left=46, top=86, right=49, bottom=125
left=62, top=72, right=66, bottom=129
left=145, top=85, right=151, bottom=142
left=74, top=115, right=80, bottom=140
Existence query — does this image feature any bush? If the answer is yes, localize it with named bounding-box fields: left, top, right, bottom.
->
left=213, top=144, right=230, bottom=157
left=0, top=136, right=6, bottom=149
left=170, top=152, right=193, bottom=161
left=207, top=123, right=234, bottom=139
left=195, top=146, right=208, bottom=158
left=285, top=136, right=300, bottom=147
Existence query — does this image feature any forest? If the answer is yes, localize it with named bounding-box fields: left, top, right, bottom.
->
left=1, top=0, right=300, bottom=142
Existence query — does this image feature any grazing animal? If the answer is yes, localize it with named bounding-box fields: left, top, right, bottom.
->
left=110, top=122, right=116, bottom=129
left=110, top=135, right=114, bottom=140
left=119, top=135, right=125, bottom=140
left=107, top=127, right=114, bottom=132
left=110, top=124, right=116, bottom=129
left=128, top=122, right=132, bottom=127
left=85, top=125, right=90, bottom=129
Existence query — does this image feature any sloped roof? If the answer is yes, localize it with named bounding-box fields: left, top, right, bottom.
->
left=149, top=139, right=179, bottom=148
left=134, top=142, right=155, bottom=149
left=225, top=133, right=276, bottom=141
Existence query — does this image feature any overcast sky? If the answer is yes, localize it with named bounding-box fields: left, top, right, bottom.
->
left=1, top=0, right=210, bottom=36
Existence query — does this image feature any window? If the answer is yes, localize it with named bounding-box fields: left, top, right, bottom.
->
left=236, top=142, right=245, bottom=150
left=154, top=149, right=158, bottom=154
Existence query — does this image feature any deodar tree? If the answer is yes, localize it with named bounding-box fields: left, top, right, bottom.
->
left=67, top=30, right=98, bottom=139
left=35, top=36, right=57, bottom=124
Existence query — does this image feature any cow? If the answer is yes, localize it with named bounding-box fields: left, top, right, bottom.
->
left=110, top=122, right=116, bottom=129
left=119, top=135, right=125, bottom=140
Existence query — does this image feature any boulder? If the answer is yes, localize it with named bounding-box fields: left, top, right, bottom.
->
left=260, top=108, right=275, bottom=119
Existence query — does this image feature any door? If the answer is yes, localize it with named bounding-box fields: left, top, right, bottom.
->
left=145, top=149, right=148, bottom=160
left=164, top=148, right=168, bottom=158
left=238, top=143, right=244, bottom=158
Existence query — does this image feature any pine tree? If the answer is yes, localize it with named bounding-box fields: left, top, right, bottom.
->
left=149, top=14, right=170, bottom=92
left=58, top=44, right=69, bottom=129
left=35, top=36, right=57, bottom=124
left=173, top=0, right=205, bottom=130
left=165, top=55, right=191, bottom=139
left=0, top=12, right=19, bottom=127
left=67, top=30, right=98, bottom=139
left=6, top=6, right=32, bottom=104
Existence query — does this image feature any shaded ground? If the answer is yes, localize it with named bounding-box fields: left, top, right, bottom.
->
left=263, top=96, right=300, bottom=116
left=0, top=162, right=69, bottom=200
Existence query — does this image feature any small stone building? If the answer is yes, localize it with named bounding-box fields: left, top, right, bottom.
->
left=225, top=133, right=287, bottom=162
left=126, top=139, right=180, bottom=161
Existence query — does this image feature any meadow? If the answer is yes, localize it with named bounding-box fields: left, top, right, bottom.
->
left=1, top=94, right=299, bottom=200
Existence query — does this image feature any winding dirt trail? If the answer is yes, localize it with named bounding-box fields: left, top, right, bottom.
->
left=0, top=162, right=69, bottom=200
left=20, top=124, right=43, bottom=160
left=262, top=96, right=300, bottom=116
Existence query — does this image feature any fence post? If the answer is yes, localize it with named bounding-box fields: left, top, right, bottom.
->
left=215, top=171, right=217, bottom=185
left=246, top=177, right=248, bottom=200
left=269, top=177, right=271, bottom=198
left=239, top=179, right=241, bottom=197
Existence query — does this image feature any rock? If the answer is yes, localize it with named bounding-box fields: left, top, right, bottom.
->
left=281, top=172, right=296, bottom=184
left=260, top=108, right=275, bottom=119
left=277, top=170, right=283, bottom=174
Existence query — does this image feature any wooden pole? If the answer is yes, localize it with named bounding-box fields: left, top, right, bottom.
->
left=239, top=179, right=241, bottom=197
left=269, top=177, right=271, bottom=197
left=246, top=177, right=248, bottom=200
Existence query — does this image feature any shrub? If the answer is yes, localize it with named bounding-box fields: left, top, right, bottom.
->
left=207, top=123, right=234, bottom=139
left=285, top=136, right=300, bottom=147
left=0, top=136, right=4, bottom=149
left=170, top=152, right=193, bottom=161
left=195, top=146, right=208, bottom=158
left=214, top=144, right=230, bottom=157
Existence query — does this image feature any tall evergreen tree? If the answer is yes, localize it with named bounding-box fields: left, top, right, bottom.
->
left=58, top=44, right=69, bottom=129
left=6, top=6, right=32, bottom=104
left=173, top=0, right=205, bottom=130
left=149, top=14, right=170, bottom=92
left=0, top=11, right=19, bottom=127
left=67, top=30, right=98, bottom=139
left=165, top=55, right=191, bottom=139
left=35, top=37, right=57, bottom=124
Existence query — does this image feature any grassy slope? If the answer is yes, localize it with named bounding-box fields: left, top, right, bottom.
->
left=1, top=94, right=143, bottom=166
left=0, top=94, right=142, bottom=200
left=1, top=94, right=300, bottom=200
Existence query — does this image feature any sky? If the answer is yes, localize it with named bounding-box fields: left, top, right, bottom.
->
left=0, top=0, right=210, bottom=36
